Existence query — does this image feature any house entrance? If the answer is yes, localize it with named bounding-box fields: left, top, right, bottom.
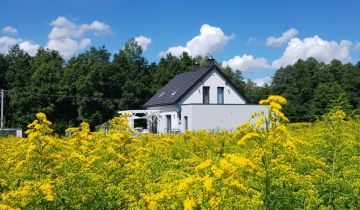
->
left=166, top=115, right=171, bottom=133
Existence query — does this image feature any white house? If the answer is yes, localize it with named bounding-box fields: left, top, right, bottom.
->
left=140, top=57, right=268, bottom=133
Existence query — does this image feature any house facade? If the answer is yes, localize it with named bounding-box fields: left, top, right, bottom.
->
left=143, top=57, right=268, bottom=133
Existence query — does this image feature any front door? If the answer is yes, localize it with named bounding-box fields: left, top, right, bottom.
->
left=150, top=116, right=158, bottom=133
left=166, top=115, right=171, bottom=133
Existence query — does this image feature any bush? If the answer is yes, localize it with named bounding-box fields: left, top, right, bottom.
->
left=0, top=96, right=359, bottom=209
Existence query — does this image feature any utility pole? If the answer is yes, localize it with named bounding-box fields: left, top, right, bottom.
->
left=1, top=89, right=3, bottom=129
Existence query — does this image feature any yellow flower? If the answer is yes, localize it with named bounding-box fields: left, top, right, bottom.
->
left=250, top=112, right=257, bottom=118
left=0, top=204, right=20, bottom=210
left=178, top=176, right=196, bottom=191
left=39, top=183, right=55, bottom=202
left=27, top=132, right=38, bottom=141
left=203, top=175, right=213, bottom=192
left=36, top=112, right=47, bottom=121
left=274, top=110, right=289, bottom=122
left=330, top=110, right=346, bottom=120
left=65, top=127, right=80, bottom=134
left=218, top=159, right=236, bottom=175
left=195, top=159, right=212, bottom=171
left=237, top=122, right=252, bottom=131
left=270, top=102, right=282, bottom=110
left=225, top=154, right=257, bottom=172
left=80, top=122, right=90, bottom=132
left=238, top=132, right=260, bottom=145
left=183, top=198, right=195, bottom=210
left=211, top=165, right=224, bottom=179
left=35, top=124, right=41, bottom=130
left=226, top=178, right=249, bottom=192
left=267, top=95, right=287, bottom=105
left=259, top=99, right=268, bottom=105
left=45, top=194, right=55, bottom=201
left=255, top=116, right=264, bottom=127
left=210, top=196, right=220, bottom=210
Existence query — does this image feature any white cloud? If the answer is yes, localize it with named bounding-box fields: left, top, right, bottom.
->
left=0, top=36, right=18, bottom=53
left=0, top=36, right=39, bottom=56
left=252, top=76, right=272, bottom=87
left=48, top=16, right=111, bottom=39
left=161, top=46, right=188, bottom=57
left=134, top=35, right=152, bottom=51
left=46, top=16, right=111, bottom=59
left=266, top=28, right=298, bottom=46
left=222, top=54, right=271, bottom=72
left=272, top=35, right=352, bottom=68
left=160, top=24, right=234, bottom=57
left=18, top=41, right=40, bottom=56
left=46, top=38, right=91, bottom=60
left=2, top=26, right=18, bottom=35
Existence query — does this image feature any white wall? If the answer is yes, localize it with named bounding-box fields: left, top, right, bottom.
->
left=181, top=104, right=268, bottom=132
left=180, top=104, right=193, bottom=131
left=147, top=103, right=268, bottom=133
left=147, top=105, right=180, bottom=133
left=180, top=69, right=246, bottom=105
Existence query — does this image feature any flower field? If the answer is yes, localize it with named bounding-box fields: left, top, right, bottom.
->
left=0, top=96, right=359, bottom=209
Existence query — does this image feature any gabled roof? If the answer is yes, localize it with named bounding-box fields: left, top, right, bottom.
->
left=143, top=64, right=250, bottom=107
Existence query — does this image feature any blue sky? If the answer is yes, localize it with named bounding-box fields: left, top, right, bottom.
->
left=1, top=0, right=360, bottom=85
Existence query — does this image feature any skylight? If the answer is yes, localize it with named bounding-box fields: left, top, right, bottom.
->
left=158, top=92, right=165, bottom=97
left=171, top=91, right=177, bottom=96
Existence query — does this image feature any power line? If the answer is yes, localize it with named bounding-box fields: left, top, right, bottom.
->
left=2, top=89, right=149, bottom=102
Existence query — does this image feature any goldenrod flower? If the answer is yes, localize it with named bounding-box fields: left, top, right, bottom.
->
left=259, top=99, right=268, bottom=105
left=203, top=175, right=213, bottom=192
left=255, top=116, right=265, bottom=127
left=183, top=198, right=195, bottom=210
left=195, top=159, right=212, bottom=171
left=238, top=132, right=260, bottom=145
left=36, top=112, right=46, bottom=121
left=211, top=165, right=224, bottom=179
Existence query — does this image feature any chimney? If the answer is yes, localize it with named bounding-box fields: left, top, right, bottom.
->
left=206, top=54, right=215, bottom=67
left=192, top=62, right=200, bottom=71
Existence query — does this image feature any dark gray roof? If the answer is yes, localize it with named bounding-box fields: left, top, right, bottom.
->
left=143, top=65, right=250, bottom=107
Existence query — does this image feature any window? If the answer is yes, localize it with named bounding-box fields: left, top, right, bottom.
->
left=217, top=87, right=224, bottom=104
left=166, top=115, right=171, bottom=133
left=184, top=116, right=188, bottom=130
left=203, top=86, right=210, bottom=104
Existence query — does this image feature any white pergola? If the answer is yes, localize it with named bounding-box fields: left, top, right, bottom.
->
left=117, top=110, right=161, bottom=133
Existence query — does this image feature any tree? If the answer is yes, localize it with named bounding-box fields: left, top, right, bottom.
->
left=221, top=67, right=247, bottom=94
left=112, top=39, right=152, bottom=110
left=0, top=54, right=8, bottom=89
left=61, top=46, right=115, bottom=128
left=4, top=45, right=35, bottom=128
left=272, top=58, right=324, bottom=121
left=309, top=82, right=349, bottom=119
left=30, top=48, right=64, bottom=131
left=243, top=79, right=271, bottom=104
left=341, top=62, right=360, bottom=109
